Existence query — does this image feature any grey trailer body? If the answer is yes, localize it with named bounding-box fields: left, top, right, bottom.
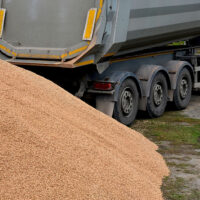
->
left=120, top=0, right=200, bottom=54
left=0, top=0, right=99, bottom=64
left=0, top=0, right=200, bottom=125
left=0, top=0, right=200, bottom=67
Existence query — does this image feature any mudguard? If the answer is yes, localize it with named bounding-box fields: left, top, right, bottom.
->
left=164, top=60, right=194, bottom=90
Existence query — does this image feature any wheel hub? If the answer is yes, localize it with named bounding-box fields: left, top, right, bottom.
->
left=153, top=83, right=163, bottom=106
left=121, top=88, right=133, bottom=116
left=180, top=78, right=188, bottom=99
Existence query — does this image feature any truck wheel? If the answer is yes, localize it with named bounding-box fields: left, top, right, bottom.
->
left=173, top=68, right=192, bottom=110
left=113, top=79, right=139, bottom=126
left=147, top=73, right=168, bottom=118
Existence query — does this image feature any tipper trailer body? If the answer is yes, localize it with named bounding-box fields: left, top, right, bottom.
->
left=1, top=0, right=200, bottom=124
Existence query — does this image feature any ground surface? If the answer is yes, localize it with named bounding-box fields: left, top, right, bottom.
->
left=183, top=94, right=200, bottom=120
left=133, top=93, right=200, bottom=200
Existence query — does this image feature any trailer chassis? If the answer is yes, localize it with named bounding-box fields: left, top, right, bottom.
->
left=85, top=46, right=200, bottom=125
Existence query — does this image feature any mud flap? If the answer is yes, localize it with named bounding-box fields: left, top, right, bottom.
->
left=96, top=95, right=115, bottom=117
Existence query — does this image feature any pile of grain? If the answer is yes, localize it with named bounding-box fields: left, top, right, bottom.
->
left=0, top=60, right=169, bottom=200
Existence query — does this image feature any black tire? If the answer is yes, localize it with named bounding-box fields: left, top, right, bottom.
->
left=173, top=68, right=192, bottom=110
left=147, top=73, right=168, bottom=118
left=113, top=79, right=139, bottom=126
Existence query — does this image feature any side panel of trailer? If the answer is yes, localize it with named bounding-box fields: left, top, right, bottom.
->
left=104, top=0, right=200, bottom=57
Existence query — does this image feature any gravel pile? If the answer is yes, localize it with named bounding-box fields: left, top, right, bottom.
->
left=0, top=61, right=169, bottom=200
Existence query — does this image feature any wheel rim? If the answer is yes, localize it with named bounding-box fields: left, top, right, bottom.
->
left=180, top=78, right=189, bottom=99
left=121, top=87, right=134, bottom=116
left=153, top=83, right=164, bottom=106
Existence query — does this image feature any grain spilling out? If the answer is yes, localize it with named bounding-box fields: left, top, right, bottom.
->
left=0, top=61, right=169, bottom=200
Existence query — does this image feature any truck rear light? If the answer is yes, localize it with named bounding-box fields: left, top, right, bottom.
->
left=93, top=82, right=113, bottom=91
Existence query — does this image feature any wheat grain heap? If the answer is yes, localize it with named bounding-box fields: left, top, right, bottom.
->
left=0, top=60, right=169, bottom=200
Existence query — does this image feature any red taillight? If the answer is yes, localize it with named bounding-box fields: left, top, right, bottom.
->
left=93, top=82, right=113, bottom=91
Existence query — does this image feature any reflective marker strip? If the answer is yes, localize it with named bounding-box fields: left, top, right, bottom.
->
left=96, top=0, right=103, bottom=22
left=69, top=45, right=88, bottom=56
left=0, top=9, right=6, bottom=38
left=75, top=59, right=94, bottom=67
left=83, top=8, right=97, bottom=41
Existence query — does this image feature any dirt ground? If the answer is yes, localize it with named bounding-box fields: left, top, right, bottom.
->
left=164, top=93, right=200, bottom=200
left=183, top=93, right=200, bottom=119
left=133, top=93, right=200, bottom=200
left=160, top=142, right=200, bottom=200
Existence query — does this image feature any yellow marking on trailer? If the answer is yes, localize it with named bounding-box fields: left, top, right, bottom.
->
left=75, top=59, right=94, bottom=67
left=96, top=0, right=104, bottom=22
left=168, top=41, right=186, bottom=46
left=83, top=8, right=97, bottom=41
left=99, top=0, right=104, bottom=8
left=11, top=51, right=17, bottom=57
left=103, top=52, right=115, bottom=57
left=50, top=55, right=60, bottom=59
left=96, top=9, right=102, bottom=22
left=0, top=43, right=62, bottom=59
left=111, top=51, right=174, bottom=63
left=31, top=54, right=60, bottom=59
left=0, top=9, right=6, bottom=38
left=61, top=53, right=68, bottom=59
left=195, top=48, right=200, bottom=55
left=0, top=42, right=87, bottom=60
left=17, top=53, right=30, bottom=58
left=69, top=45, right=88, bottom=56
left=0, top=44, right=11, bottom=54
left=196, top=49, right=200, bottom=54
left=17, top=53, right=60, bottom=59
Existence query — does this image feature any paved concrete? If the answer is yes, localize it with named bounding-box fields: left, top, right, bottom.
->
left=183, top=93, right=200, bottom=119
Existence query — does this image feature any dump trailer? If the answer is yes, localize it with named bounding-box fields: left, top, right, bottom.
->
left=1, top=0, right=200, bottom=125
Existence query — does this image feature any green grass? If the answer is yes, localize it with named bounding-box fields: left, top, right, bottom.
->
left=133, top=111, right=200, bottom=147
left=166, top=162, right=194, bottom=169
left=162, top=177, right=186, bottom=200
left=162, top=177, right=200, bottom=200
